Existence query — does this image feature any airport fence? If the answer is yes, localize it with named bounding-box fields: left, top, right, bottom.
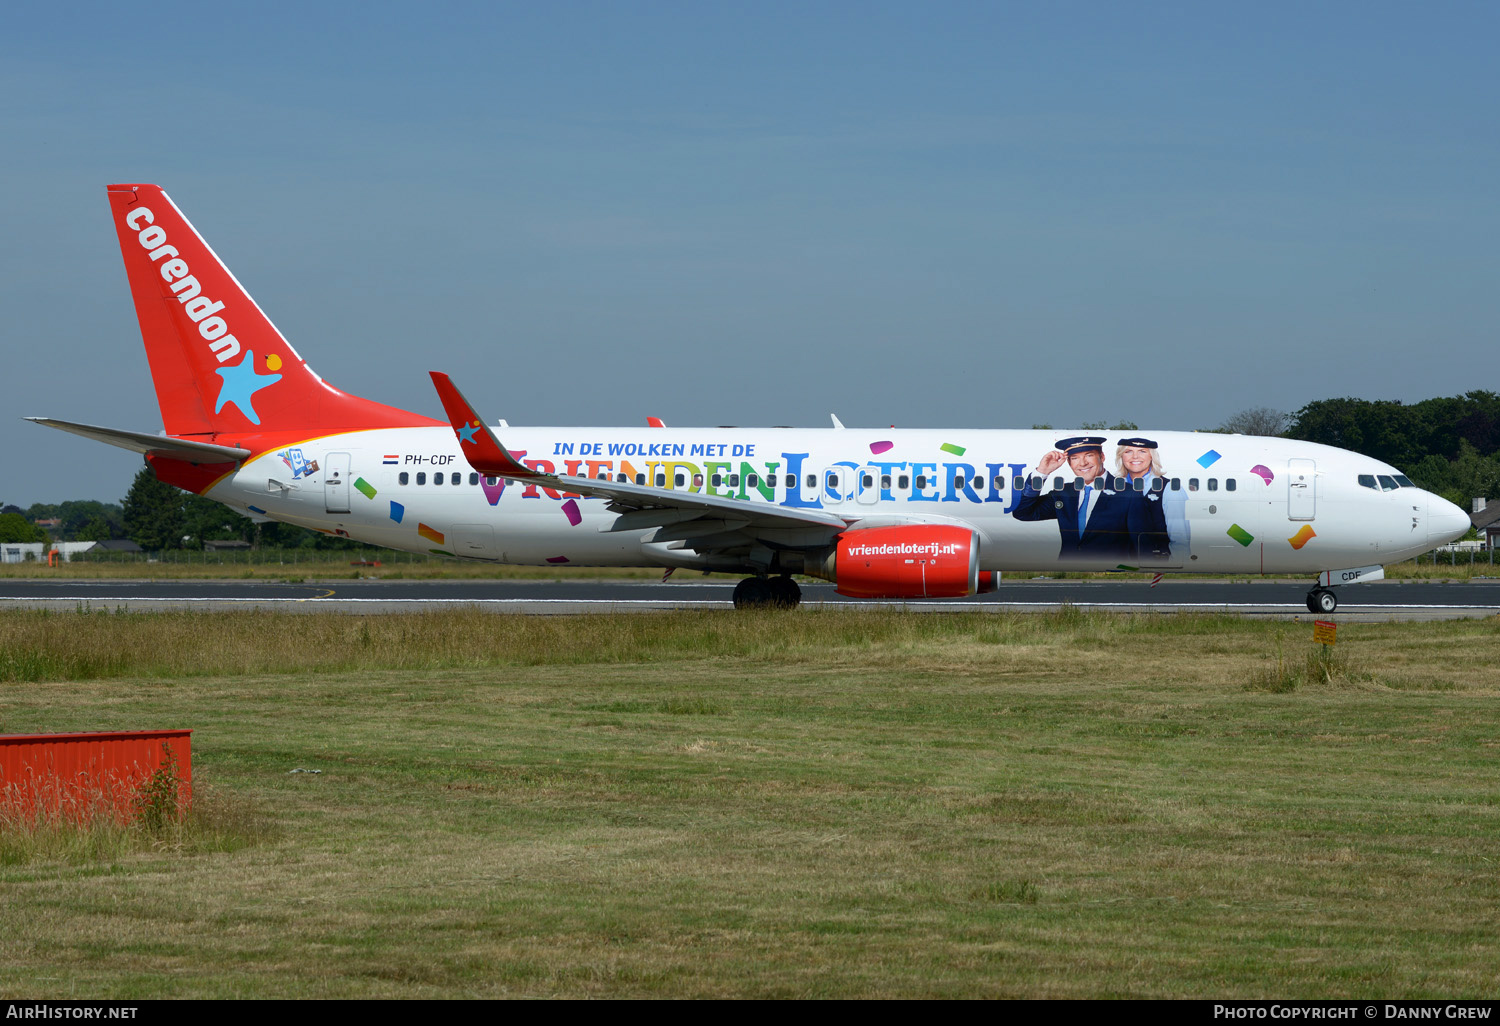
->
left=1417, top=546, right=1494, bottom=567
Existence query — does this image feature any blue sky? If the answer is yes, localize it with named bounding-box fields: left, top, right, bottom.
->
left=2, top=1, right=1495, bottom=505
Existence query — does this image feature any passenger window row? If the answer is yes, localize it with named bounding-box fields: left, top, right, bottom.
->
left=383, top=466, right=1259, bottom=498
left=398, top=471, right=475, bottom=486
left=392, top=470, right=792, bottom=491
left=1014, top=475, right=1238, bottom=493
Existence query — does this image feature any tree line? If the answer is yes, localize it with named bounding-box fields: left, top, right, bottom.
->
left=2, top=466, right=361, bottom=551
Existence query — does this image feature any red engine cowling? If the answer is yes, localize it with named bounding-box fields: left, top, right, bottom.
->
left=832, top=525, right=981, bottom=599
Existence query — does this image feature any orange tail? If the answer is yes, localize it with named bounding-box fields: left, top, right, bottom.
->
left=107, top=184, right=440, bottom=439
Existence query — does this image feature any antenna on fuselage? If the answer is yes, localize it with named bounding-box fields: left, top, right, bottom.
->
left=830, top=414, right=845, bottom=429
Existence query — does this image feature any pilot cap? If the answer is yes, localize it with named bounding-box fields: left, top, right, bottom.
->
left=1115, top=436, right=1159, bottom=449
left=1054, top=435, right=1107, bottom=455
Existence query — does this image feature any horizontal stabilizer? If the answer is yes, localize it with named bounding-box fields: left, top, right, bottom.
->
left=26, top=418, right=251, bottom=463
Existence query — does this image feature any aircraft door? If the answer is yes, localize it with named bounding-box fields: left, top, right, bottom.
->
left=822, top=467, right=852, bottom=504
left=1288, top=459, right=1316, bottom=520
left=856, top=467, right=881, bottom=505
left=324, top=452, right=351, bottom=514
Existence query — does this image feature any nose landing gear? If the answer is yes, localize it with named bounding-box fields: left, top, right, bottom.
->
left=1306, top=588, right=1337, bottom=614
left=1303, top=565, right=1383, bottom=615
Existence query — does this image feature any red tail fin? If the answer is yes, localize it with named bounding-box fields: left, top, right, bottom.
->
left=107, top=184, right=440, bottom=438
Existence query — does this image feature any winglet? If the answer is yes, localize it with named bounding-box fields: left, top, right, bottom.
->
left=428, top=372, right=532, bottom=478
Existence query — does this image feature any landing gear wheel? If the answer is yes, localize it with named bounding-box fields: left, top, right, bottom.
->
left=1308, top=588, right=1338, bottom=614
left=733, top=577, right=774, bottom=609
left=768, top=576, right=802, bottom=609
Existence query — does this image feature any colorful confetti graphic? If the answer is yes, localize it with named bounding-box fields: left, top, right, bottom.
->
left=389, top=501, right=404, bottom=524
left=546, top=555, right=570, bottom=564
left=353, top=477, right=377, bottom=500
left=417, top=523, right=445, bottom=546
left=247, top=505, right=266, bottom=515
left=1226, top=524, right=1255, bottom=547
left=1197, top=450, right=1222, bottom=468
left=869, top=440, right=894, bottom=455
left=1288, top=525, right=1317, bottom=550
left=1250, top=464, right=1274, bottom=485
left=940, top=442, right=967, bottom=456
left=561, top=499, right=582, bottom=526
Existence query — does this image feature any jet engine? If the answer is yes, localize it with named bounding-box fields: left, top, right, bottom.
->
left=811, top=525, right=983, bottom=599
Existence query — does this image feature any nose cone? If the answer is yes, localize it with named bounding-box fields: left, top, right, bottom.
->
left=1428, top=495, right=1472, bottom=546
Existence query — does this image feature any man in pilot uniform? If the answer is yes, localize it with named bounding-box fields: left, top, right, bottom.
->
left=1011, top=436, right=1133, bottom=560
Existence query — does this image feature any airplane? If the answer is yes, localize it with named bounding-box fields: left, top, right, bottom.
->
left=28, top=184, right=1473, bottom=613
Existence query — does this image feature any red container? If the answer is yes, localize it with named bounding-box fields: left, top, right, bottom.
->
left=0, top=729, right=192, bottom=825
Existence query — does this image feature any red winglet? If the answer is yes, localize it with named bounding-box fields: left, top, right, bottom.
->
left=428, top=372, right=532, bottom=478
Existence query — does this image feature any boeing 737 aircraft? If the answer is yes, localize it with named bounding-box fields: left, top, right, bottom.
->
left=29, top=184, right=1473, bottom=611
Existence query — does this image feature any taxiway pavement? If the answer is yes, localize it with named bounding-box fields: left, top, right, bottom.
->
left=0, top=577, right=1496, bottom=620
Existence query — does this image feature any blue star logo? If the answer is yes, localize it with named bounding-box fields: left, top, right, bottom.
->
left=215, top=350, right=281, bottom=426
left=456, top=423, right=479, bottom=444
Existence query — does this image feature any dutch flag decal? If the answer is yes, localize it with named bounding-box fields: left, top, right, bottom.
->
left=383, top=455, right=399, bottom=465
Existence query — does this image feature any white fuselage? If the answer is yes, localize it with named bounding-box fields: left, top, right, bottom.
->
left=214, top=426, right=1469, bottom=576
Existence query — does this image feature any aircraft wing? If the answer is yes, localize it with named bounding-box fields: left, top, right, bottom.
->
left=27, top=418, right=251, bottom=463
left=428, top=372, right=849, bottom=538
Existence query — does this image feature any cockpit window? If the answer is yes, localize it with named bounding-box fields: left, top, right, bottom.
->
left=1358, top=474, right=1378, bottom=490
left=1394, top=475, right=1414, bottom=488
left=1377, top=475, right=1398, bottom=491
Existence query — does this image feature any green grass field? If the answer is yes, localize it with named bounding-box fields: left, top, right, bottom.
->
left=1, top=608, right=1497, bottom=998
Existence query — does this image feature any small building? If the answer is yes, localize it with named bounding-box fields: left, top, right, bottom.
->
left=91, top=540, right=143, bottom=554
left=1, top=543, right=47, bottom=563
left=49, top=540, right=143, bottom=562
left=50, top=542, right=103, bottom=561
left=1471, top=499, right=1500, bottom=551
left=1, top=540, right=146, bottom=564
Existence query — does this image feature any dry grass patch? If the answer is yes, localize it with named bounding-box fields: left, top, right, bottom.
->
left=2, top=609, right=1499, bottom=996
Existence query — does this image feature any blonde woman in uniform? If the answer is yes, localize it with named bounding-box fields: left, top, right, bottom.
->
left=1114, top=437, right=1188, bottom=559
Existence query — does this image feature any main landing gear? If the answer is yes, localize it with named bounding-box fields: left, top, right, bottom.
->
left=1306, top=587, right=1338, bottom=614
left=733, top=576, right=802, bottom=610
